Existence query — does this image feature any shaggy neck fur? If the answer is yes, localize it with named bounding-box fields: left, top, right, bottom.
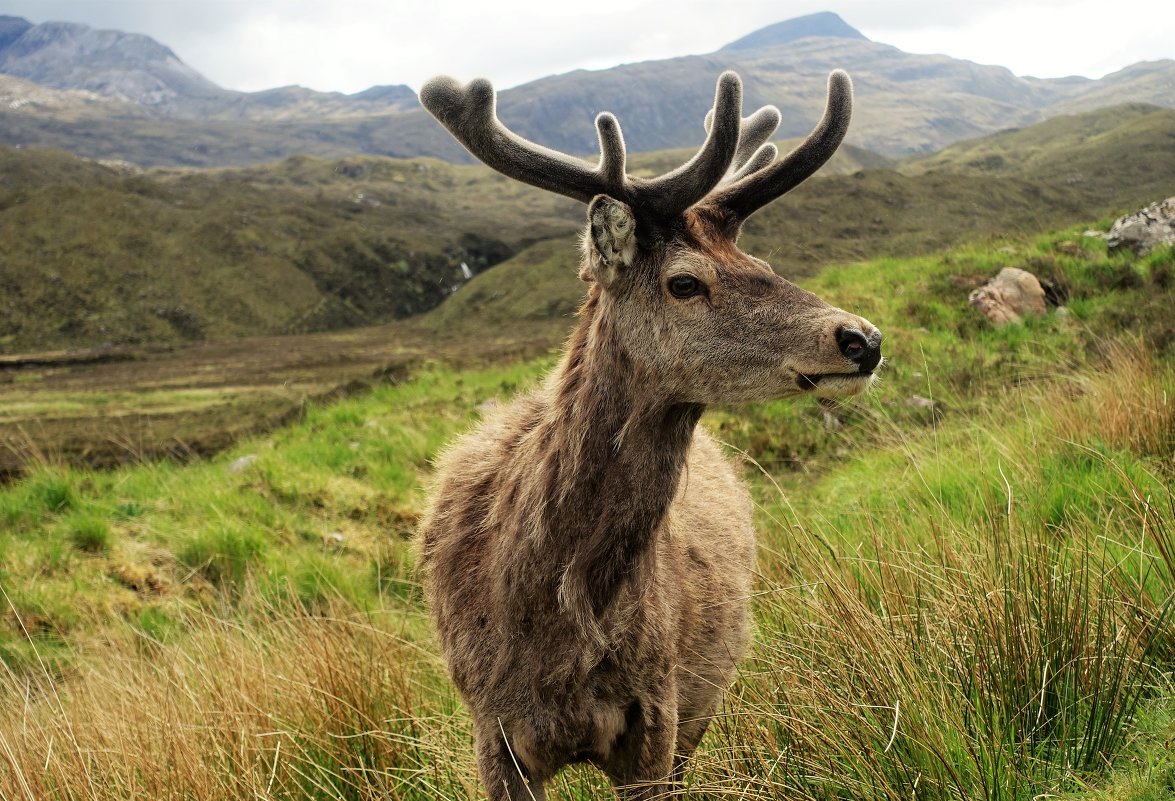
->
left=490, top=285, right=703, bottom=641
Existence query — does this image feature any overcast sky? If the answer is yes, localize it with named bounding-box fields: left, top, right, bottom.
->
left=4, top=1, right=1173, bottom=94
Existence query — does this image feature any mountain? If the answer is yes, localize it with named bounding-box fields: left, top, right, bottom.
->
left=0, top=15, right=418, bottom=119
left=0, top=15, right=221, bottom=109
left=0, top=12, right=1172, bottom=167
left=721, top=11, right=868, bottom=50
left=371, top=40, right=1172, bottom=160
left=0, top=73, right=116, bottom=113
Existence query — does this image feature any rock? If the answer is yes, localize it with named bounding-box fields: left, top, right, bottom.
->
left=968, top=267, right=1047, bottom=325
left=227, top=454, right=257, bottom=473
left=96, top=158, right=143, bottom=175
left=1106, top=197, right=1175, bottom=255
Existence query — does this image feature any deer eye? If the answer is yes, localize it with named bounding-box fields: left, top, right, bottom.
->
left=667, top=275, right=703, bottom=298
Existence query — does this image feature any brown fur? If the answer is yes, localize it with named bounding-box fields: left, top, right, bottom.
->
left=416, top=70, right=880, bottom=799
left=419, top=201, right=881, bottom=799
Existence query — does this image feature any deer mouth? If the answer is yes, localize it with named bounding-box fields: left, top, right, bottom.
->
left=796, top=371, right=876, bottom=395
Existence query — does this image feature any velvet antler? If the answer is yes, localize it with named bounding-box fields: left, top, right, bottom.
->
left=709, top=71, right=853, bottom=223
left=420, top=72, right=744, bottom=219
left=704, top=104, right=783, bottom=182
left=418, top=70, right=851, bottom=224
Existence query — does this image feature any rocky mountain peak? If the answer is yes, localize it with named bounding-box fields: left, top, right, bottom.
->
left=0, top=15, right=419, bottom=118
left=0, top=16, right=218, bottom=108
left=0, top=15, right=32, bottom=51
left=721, top=11, right=868, bottom=51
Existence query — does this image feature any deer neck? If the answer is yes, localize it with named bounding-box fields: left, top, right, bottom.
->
left=504, top=287, right=704, bottom=623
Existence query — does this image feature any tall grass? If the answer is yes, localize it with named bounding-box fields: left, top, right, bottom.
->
left=685, top=342, right=1174, bottom=799
left=0, top=601, right=481, bottom=800
left=1, top=346, right=1170, bottom=799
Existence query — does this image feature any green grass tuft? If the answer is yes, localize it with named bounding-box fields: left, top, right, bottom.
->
left=66, top=513, right=111, bottom=554
left=179, top=525, right=270, bottom=589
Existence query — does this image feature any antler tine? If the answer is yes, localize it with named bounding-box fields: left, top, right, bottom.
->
left=732, top=106, right=782, bottom=174
left=705, top=105, right=782, bottom=179
left=419, top=76, right=625, bottom=203
left=728, top=142, right=778, bottom=182
left=594, top=112, right=627, bottom=189
left=709, top=70, right=853, bottom=224
left=634, top=71, right=743, bottom=219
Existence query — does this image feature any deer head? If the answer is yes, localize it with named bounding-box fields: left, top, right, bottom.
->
left=420, top=70, right=882, bottom=404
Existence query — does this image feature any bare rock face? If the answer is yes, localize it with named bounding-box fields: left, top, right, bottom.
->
left=1107, top=197, right=1175, bottom=255
left=969, top=267, right=1047, bottom=325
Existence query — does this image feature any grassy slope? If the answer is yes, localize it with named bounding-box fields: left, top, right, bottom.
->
left=907, top=105, right=1175, bottom=190
left=3, top=103, right=1173, bottom=356
left=1, top=227, right=1172, bottom=798
left=0, top=147, right=579, bottom=353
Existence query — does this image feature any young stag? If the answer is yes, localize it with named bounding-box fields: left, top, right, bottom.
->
left=418, top=70, right=882, bottom=799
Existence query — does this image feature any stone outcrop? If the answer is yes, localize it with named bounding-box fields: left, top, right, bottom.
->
left=969, top=267, right=1047, bottom=325
left=1106, top=197, right=1175, bottom=255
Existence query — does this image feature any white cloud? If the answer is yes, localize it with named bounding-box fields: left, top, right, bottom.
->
left=2, top=0, right=1172, bottom=93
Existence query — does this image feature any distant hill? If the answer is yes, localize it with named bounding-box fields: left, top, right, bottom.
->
left=721, top=11, right=868, bottom=50
left=0, top=14, right=418, bottom=120
left=0, top=12, right=1172, bottom=167
left=907, top=103, right=1175, bottom=190
left=2, top=103, right=1172, bottom=354
left=0, top=147, right=578, bottom=353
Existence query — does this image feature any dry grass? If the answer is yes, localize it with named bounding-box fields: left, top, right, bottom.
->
left=0, top=600, right=480, bottom=800
left=0, top=346, right=1171, bottom=800
left=1054, top=338, right=1175, bottom=459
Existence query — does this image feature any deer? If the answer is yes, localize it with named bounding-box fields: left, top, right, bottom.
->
left=417, top=68, right=882, bottom=800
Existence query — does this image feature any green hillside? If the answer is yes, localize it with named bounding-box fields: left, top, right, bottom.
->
left=1, top=224, right=1171, bottom=799
left=907, top=104, right=1175, bottom=192
left=4, top=103, right=1171, bottom=356
left=0, top=147, right=577, bottom=353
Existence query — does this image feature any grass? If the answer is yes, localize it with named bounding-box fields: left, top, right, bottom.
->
left=0, top=221, right=1173, bottom=797
left=0, top=344, right=1170, bottom=799
left=706, top=343, right=1174, bottom=799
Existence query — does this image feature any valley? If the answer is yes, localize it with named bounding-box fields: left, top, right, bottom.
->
left=3, top=102, right=1173, bottom=480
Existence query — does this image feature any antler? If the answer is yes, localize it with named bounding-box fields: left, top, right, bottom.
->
left=708, top=70, right=853, bottom=224
left=418, top=70, right=851, bottom=225
left=419, top=72, right=745, bottom=219
left=704, top=104, right=783, bottom=182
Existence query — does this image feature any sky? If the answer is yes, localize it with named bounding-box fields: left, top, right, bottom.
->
left=3, top=0, right=1173, bottom=94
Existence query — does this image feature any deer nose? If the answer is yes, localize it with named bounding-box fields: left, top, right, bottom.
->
left=837, top=326, right=883, bottom=373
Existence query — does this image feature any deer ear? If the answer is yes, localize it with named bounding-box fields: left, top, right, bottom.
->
left=581, top=195, right=636, bottom=286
